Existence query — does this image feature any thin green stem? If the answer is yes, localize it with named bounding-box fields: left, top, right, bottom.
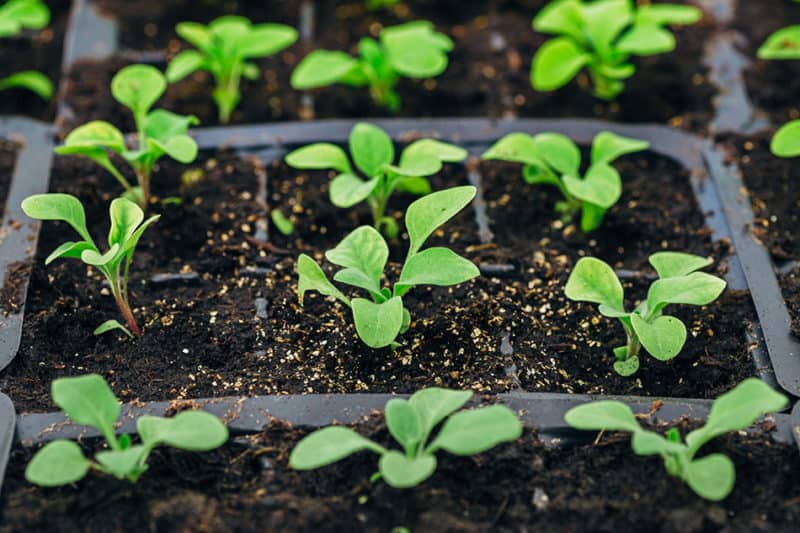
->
left=110, top=273, right=141, bottom=337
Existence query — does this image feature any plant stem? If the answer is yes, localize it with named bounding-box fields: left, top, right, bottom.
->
left=111, top=279, right=141, bottom=337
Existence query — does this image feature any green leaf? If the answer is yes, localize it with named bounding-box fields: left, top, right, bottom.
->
left=428, top=405, right=522, bottom=455
left=270, top=209, right=294, bottom=236
left=533, top=0, right=584, bottom=42
left=590, top=131, right=649, bottom=165
left=81, top=243, right=120, bottom=266
left=95, top=445, right=148, bottom=479
left=563, top=163, right=622, bottom=209
left=108, top=198, right=144, bottom=247
left=165, top=50, right=207, bottom=82
left=401, top=139, right=467, bottom=164
left=408, top=388, right=472, bottom=440
left=297, top=254, right=349, bottom=306
left=349, top=123, right=395, bottom=177
left=149, top=135, right=198, bottom=163
left=564, top=257, right=624, bottom=311
left=580, top=201, right=607, bottom=232
left=564, top=400, right=641, bottom=433
left=405, top=186, right=476, bottom=256
left=387, top=152, right=441, bottom=177
left=395, top=176, right=432, bottom=195
left=290, top=426, right=385, bottom=470
left=329, top=174, right=379, bottom=208
left=111, top=64, right=166, bottom=117
left=582, top=0, right=633, bottom=52
left=534, top=133, right=580, bottom=175
left=242, top=23, right=298, bottom=57
left=285, top=143, right=353, bottom=173
left=45, top=241, right=96, bottom=265
left=379, top=451, right=437, bottom=488
left=52, top=374, right=120, bottom=443
left=58, top=120, right=126, bottom=152
left=631, top=313, right=686, bottom=361
left=25, top=440, right=91, bottom=487
left=630, top=430, right=688, bottom=456
left=175, top=21, right=211, bottom=51
left=636, top=4, right=702, bottom=26
left=382, top=21, right=452, bottom=78
left=137, top=411, right=228, bottom=451
left=352, top=296, right=404, bottom=348
left=144, top=109, right=198, bottom=142
left=482, top=133, right=545, bottom=167
left=326, top=226, right=388, bottom=290
left=396, top=247, right=478, bottom=294
left=291, top=50, right=362, bottom=89
left=385, top=399, right=422, bottom=454
left=617, top=24, right=676, bottom=55
left=532, top=37, right=590, bottom=91
left=771, top=120, right=800, bottom=158
left=0, top=70, right=53, bottom=100
left=613, top=355, right=640, bottom=376
left=93, top=319, right=133, bottom=338
left=22, top=193, right=93, bottom=243
left=646, top=272, right=726, bottom=314
left=758, top=25, right=800, bottom=60
left=685, top=454, right=735, bottom=501
left=649, top=252, right=712, bottom=279
left=120, top=214, right=159, bottom=256
left=1, top=0, right=50, bottom=31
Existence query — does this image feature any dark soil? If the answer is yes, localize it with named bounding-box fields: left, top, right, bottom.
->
left=0, top=0, right=69, bottom=121
left=780, top=267, right=800, bottom=338
left=723, top=133, right=800, bottom=261
left=0, top=139, right=19, bottom=220
left=3, top=416, right=798, bottom=532
left=735, top=0, right=800, bottom=125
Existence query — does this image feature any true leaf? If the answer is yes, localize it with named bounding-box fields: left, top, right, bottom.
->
left=428, top=405, right=522, bottom=455
left=646, top=272, right=726, bottom=313
left=325, top=226, right=388, bottom=288
left=51, top=374, right=120, bottom=443
left=564, top=257, right=624, bottom=311
left=291, top=50, right=362, bottom=89
left=285, top=143, right=353, bottom=173
left=532, top=36, right=590, bottom=91
left=405, top=186, right=476, bottom=255
left=111, top=64, right=166, bottom=117
left=649, top=252, right=711, bottom=279
left=408, top=388, right=472, bottom=440
left=771, top=120, right=800, bottom=158
left=384, top=399, right=422, bottom=454
left=137, top=411, right=228, bottom=451
left=590, top=131, right=650, bottom=165
left=630, top=313, right=686, bottom=361
left=21, top=193, right=92, bottom=243
left=564, top=400, right=641, bottom=433
left=685, top=454, right=736, bottom=502
left=349, top=122, right=395, bottom=177
left=25, top=440, right=91, bottom=487
left=379, top=451, right=437, bottom=488
left=352, top=296, right=404, bottom=348
left=290, top=426, right=385, bottom=469
left=396, top=247, right=478, bottom=293
left=329, top=174, right=379, bottom=208
left=297, top=254, right=349, bottom=306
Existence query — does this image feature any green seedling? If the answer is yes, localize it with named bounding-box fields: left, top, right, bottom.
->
left=770, top=120, right=800, bottom=158
left=0, top=0, right=53, bottom=100
left=482, top=131, right=648, bottom=232
left=297, top=186, right=479, bottom=349
left=56, top=64, right=199, bottom=208
left=564, top=252, right=726, bottom=376
left=21, top=194, right=160, bottom=337
left=286, top=122, right=467, bottom=238
left=756, top=26, right=800, bottom=158
left=25, top=374, right=228, bottom=486
left=565, top=378, right=788, bottom=501
left=367, top=0, right=399, bottom=10
left=290, top=387, right=522, bottom=488
left=531, top=0, right=701, bottom=100
left=291, top=21, right=453, bottom=112
left=166, top=16, right=298, bottom=123
left=271, top=209, right=294, bottom=236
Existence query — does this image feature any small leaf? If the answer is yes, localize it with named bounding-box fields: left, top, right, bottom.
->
left=613, top=355, right=640, bottom=376
left=482, top=133, right=544, bottom=167
left=349, top=123, right=395, bottom=177
left=290, top=426, right=384, bottom=470
left=563, top=163, right=622, bottom=209
left=771, top=120, right=800, bottom=158
left=685, top=454, right=735, bottom=501
left=150, top=135, right=198, bottom=163
left=637, top=4, right=702, bottom=26
left=649, top=252, right=712, bottom=279
left=590, top=131, right=649, bottom=165
left=646, top=272, right=726, bottom=314
left=285, top=143, right=353, bottom=173
left=291, top=50, right=362, bottom=89
left=108, top=198, right=144, bottom=247
left=564, top=400, right=641, bottom=433
left=534, top=133, right=580, bottom=176
left=564, top=257, right=625, bottom=311
left=631, top=313, right=686, bottom=361
left=165, top=50, right=207, bottom=82
left=242, top=23, right=298, bottom=58
left=401, top=139, right=467, bottom=164
left=81, top=243, right=120, bottom=266
left=533, top=0, right=584, bottom=42
left=25, top=440, right=91, bottom=487
left=52, top=374, right=120, bottom=442
left=176, top=21, right=211, bottom=50
left=329, top=174, right=378, bottom=208
left=405, top=186, right=476, bottom=256
left=352, top=296, right=404, bottom=348
left=532, top=37, right=590, bottom=91
left=386, top=152, right=441, bottom=177
left=379, top=451, right=437, bottom=488
left=617, top=24, right=676, bottom=55
left=270, top=209, right=294, bottom=236
left=408, top=388, right=472, bottom=440
left=95, top=445, right=148, bottom=479
left=630, top=430, right=687, bottom=456
left=137, top=411, right=228, bottom=451
left=325, top=226, right=388, bottom=289
left=0, top=70, right=53, bottom=100
left=297, top=254, right=349, bottom=306
left=396, top=247, right=478, bottom=294
left=111, top=64, right=166, bottom=116
left=22, top=193, right=92, bottom=243
left=758, top=26, right=800, bottom=60
left=59, top=121, right=126, bottom=152
left=45, top=241, right=95, bottom=265
left=382, top=21, right=452, bottom=78
left=94, top=319, right=133, bottom=338
left=385, top=399, right=422, bottom=454
left=395, top=177, right=432, bottom=195
left=428, top=405, right=522, bottom=455
left=144, top=109, right=199, bottom=142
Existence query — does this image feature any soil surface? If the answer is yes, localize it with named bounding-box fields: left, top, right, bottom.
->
left=2, top=416, right=798, bottom=532
left=0, top=0, right=69, bottom=121
left=65, top=0, right=716, bottom=128
left=0, top=139, right=19, bottom=220
left=780, top=266, right=800, bottom=338
left=0, top=148, right=753, bottom=413
left=735, top=0, right=800, bottom=125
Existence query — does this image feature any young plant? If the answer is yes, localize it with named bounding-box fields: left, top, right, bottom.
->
left=290, top=387, right=522, bottom=488
left=565, top=378, right=788, bottom=501
left=291, top=21, right=453, bottom=112
left=0, top=0, right=53, bottom=100
left=166, top=16, right=298, bottom=123
left=367, top=0, right=399, bottom=10
left=564, top=252, right=726, bottom=376
left=286, top=122, right=467, bottom=238
left=25, top=374, right=228, bottom=486
left=531, top=0, right=702, bottom=100
left=55, top=64, right=199, bottom=208
left=482, top=131, right=648, bottom=232
left=297, top=186, right=479, bottom=349
left=757, top=26, right=800, bottom=158
left=21, top=193, right=159, bottom=337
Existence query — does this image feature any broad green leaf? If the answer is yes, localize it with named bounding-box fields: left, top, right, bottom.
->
left=771, top=120, right=800, bottom=158
left=176, top=21, right=212, bottom=51
left=59, top=121, right=126, bottom=152
left=617, top=24, right=676, bottom=55
left=649, top=252, right=711, bottom=279
left=636, top=4, right=702, bottom=26
left=758, top=26, right=800, bottom=60
left=396, top=247, right=478, bottom=294
left=590, top=131, right=649, bottom=165
left=144, top=109, right=199, bottom=142
left=613, top=355, right=640, bottom=376
left=93, top=319, right=132, bottom=338
left=408, top=388, right=472, bottom=440
left=52, top=374, right=120, bottom=442
left=291, top=50, right=362, bottom=89
left=401, top=139, right=467, bottom=164
left=329, top=174, right=378, bottom=208
left=385, top=399, right=422, bottom=454
left=21, top=193, right=92, bottom=243
left=0, top=70, right=53, bottom=100
left=25, top=440, right=91, bottom=487
left=242, top=23, right=298, bottom=57
left=383, top=21, right=452, bottom=78
left=137, top=411, right=228, bottom=451
left=297, top=254, right=349, bottom=306
left=428, top=405, right=522, bottom=455
left=285, top=143, right=352, bottom=173
left=45, top=241, right=96, bottom=265
left=534, top=133, right=580, bottom=175
left=165, top=50, right=207, bottom=82
left=352, top=296, right=404, bottom=348
left=582, top=0, right=633, bottom=52
left=326, top=226, right=388, bottom=288
left=630, top=430, right=687, bottom=456
left=685, top=454, right=735, bottom=501
left=108, top=198, right=144, bottom=247
left=482, top=133, right=544, bottom=167
left=2, top=0, right=50, bottom=30
left=532, top=37, right=590, bottom=91
left=564, top=257, right=624, bottom=311
left=379, top=451, right=437, bottom=488
left=395, top=176, right=432, bottom=195
left=333, top=268, right=382, bottom=298
left=405, top=186, right=476, bottom=256
left=290, top=426, right=385, bottom=469
left=111, top=64, right=166, bottom=116
left=349, top=123, right=395, bottom=177
left=631, top=313, right=686, bottom=361
left=646, top=272, right=726, bottom=314
left=387, top=152, right=441, bottom=177
left=149, top=135, right=198, bottom=163
left=564, top=400, right=641, bottom=432
left=564, top=163, right=622, bottom=209
left=81, top=244, right=120, bottom=266
left=95, top=445, right=148, bottom=479
left=533, top=0, right=584, bottom=42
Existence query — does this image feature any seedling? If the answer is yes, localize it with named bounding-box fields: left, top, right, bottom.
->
left=564, top=252, right=726, bottom=376
left=297, top=186, right=479, bottom=348
left=482, top=131, right=648, bottom=231
left=756, top=27, right=800, bottom=158
left=21, top=194, right=159, bottom=337
left=565, top=378, right=788, bottom=501
left=367, top=0, right=399, bottom=10
left=166, top=16, right=298, bottom=123
left=25, top=374, right=228, bottom=486
left=290, top=387, right=522, bottom=488
left=55, top=64, right=199, bottom=208
left=0, top=0, right=53, bottom=100
left=770, top=120, right=800, bottom=158
left=286, top=122, right=467, bottom=238
left=531, top=0, right=701, bottom=100
left=291, top=21, right=453, bottom=112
